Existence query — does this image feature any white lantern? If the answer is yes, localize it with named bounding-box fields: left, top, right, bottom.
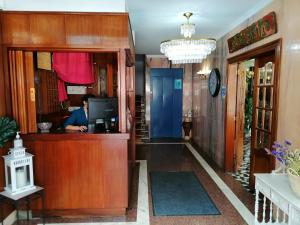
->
left=3, top=132, right=35, bottom=195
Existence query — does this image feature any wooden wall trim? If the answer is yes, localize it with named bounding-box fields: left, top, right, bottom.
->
left=0, top=17, right=6, bottom=116
left=8, top=51, right=19, bottom=123
left=118, top=49, right=127, bottom=133
left=228, top=39, right=282, bottom=63
left=8, top=50, right=38, bottom=133
left=24, top=52, right=37, bottom=133
left=225, top=63, right=238, bottom=172
left=15, top=51, right=28, bottom=133
left=225, top=38, right=282, bottom=172
left=1, top=11, right=128, bottom=16
left=3, top=47, right=11, bottom=116
left=107, top=64, right=114, bottom=98
left=23, top=133, right=130, bottom=141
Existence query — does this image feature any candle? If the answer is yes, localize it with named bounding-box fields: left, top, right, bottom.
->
left=16, top=168, right=27, bottom=188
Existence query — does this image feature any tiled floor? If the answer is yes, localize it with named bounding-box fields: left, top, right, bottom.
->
left=137, top=143, right=253, bottom=225
left=12, top=142, right=255, bottom=225
left=231, top=136, right=251, bottom=192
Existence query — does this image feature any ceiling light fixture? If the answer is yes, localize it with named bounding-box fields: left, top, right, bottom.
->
left=160, top=12, right=216, bottom=64
left=180, top=12, right=195, bottom=38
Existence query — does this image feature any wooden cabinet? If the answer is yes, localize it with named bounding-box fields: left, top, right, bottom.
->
left=24, top=133, right=129, bottom=216
left=255, top=174, right=300, bottom=225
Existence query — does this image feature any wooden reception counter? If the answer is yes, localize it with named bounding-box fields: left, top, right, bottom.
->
left=22, top=132, right=130, bottom=216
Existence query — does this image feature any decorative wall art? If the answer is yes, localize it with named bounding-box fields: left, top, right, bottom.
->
left=227, top=12, right=277, bottom=53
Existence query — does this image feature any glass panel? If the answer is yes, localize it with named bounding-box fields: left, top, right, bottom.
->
left=259, top=67, right=266, bottom=84
left=258, top=87, right=265, bottom=108
left=264, top=111, right=272, bottom=131
left=265, top=87, right=273, bottom=109
left=7, top=166, right=11, bottom=186
left=26, top=165, right=30, bottom=184
left=16, top=166, right=27, bottom=188
left=263, top=132, right=271, bottom=148
left=257, top=109, right=263, bottom=129
left=265, top=62, right=274, bottom=85
left=256, top=130, right=270, bottom=149
left=256, top=130, right=263, bottom=148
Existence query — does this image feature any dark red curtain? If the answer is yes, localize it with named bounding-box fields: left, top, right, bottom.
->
left=53, top=53, right=95, bottom=101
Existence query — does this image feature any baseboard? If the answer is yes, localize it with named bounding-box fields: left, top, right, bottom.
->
left=3, top=210, right=16, bottom=225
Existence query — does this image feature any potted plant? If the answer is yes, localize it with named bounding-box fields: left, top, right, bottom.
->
left=0, top=117, right=18, bottom=148
left=265, top=140, right=300, bottom=197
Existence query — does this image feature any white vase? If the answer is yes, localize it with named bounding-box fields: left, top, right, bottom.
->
left=287, top=168, right=300, bottom=198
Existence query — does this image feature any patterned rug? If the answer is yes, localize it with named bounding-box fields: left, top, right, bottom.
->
left=231, top=136, right=251, bottom=192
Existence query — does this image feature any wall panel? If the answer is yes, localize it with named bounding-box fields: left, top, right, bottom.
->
left=1, top=12, right=131, bottom=50
left=1, top=13, right=30, bottom=45
left=29, top=14, right=66, bottom=45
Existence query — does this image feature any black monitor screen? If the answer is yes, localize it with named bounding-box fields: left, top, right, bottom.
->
left=88, top=98, right=118, bottom=125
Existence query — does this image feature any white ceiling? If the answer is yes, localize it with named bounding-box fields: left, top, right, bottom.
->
left=128, top=0, right=273, bottom=55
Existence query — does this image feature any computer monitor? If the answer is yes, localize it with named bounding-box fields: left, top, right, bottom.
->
left=88, top=97, right=118, bottom=132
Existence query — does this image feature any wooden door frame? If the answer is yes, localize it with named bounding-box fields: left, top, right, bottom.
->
left=224, top=39, right=282, bottom=172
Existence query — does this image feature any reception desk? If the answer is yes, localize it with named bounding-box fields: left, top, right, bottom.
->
left=23, top=132, right=130, bottom=216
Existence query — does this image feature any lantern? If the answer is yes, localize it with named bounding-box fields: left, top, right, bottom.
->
left=3, top=132, right=35, bottom=195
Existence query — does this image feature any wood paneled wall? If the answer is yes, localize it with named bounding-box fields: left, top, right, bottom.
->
left=0, top=30, right=5, bottom=116
left=23, top=133, right=129, bottom=215
left=8, top=50, right=36, bottom=133
left=191, top=40, right=227, bottom=169
left=35, top=69, right=60, bottom=115
left=1, top=12, right=132, bottom=50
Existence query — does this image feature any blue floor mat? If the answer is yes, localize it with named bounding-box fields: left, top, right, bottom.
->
left=150, top=171, right=220, bottom=216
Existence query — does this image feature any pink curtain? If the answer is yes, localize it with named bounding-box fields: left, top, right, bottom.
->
left=53, top=53, right=95, bottom=101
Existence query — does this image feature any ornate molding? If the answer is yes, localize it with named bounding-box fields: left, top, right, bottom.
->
left=228, top=12, right=277, bottom=53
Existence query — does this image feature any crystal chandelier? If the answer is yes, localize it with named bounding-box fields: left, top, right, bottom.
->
left=160, top=12, right=216, bottom=64
left=180, top=12, right=195, bottom=38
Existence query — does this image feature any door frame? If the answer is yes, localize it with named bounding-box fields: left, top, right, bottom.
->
left=150, top=68, right=183, bottom=138
left=224, top=39, right=282, bottom=172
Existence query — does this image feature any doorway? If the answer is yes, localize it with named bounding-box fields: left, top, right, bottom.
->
left=231, top=59, right=254, bottom=191
left=150, top=68, right=183, bottom=138
left=225, top=40, right=281, bottom=190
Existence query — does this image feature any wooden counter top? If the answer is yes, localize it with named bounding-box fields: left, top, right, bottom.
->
left=23, top=132, right=130, bottom=141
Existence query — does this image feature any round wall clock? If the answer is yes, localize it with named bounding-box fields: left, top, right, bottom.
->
left=208, top=68, right=221, bottom=97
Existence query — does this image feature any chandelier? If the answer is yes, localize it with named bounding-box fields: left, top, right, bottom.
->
left=160, top=12, right=216, bottom=64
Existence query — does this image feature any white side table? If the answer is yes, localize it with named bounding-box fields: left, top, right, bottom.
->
left=255, top=174, right=300, bottom=225
left=0, top=186, right=44, bottom=225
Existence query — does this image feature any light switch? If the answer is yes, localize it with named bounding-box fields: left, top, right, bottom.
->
left=30, top=88, right=35, bottom=102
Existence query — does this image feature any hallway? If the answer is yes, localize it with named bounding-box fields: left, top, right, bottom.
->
left=136, top=143, right=255, bottom=225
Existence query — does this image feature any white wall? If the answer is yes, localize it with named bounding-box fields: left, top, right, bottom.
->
left=224, top=0, right=300, bottom=147
left=2, top=0, right=126, bottom=12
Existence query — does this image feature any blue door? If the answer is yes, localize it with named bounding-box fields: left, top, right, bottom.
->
left=150, top=68, right=183, bottom=138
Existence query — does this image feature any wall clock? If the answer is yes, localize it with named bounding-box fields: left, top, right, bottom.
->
left=208, top=68, right=221, bottom=97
